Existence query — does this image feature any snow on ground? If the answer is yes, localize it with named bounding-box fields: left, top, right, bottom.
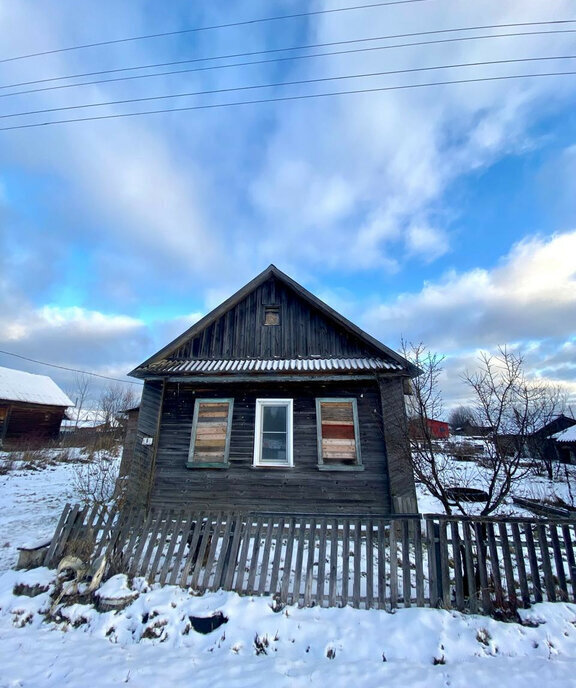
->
left=0, top=450, right=82, bottom=572
left=2, top=567, right=576, bottom=688
left=2, top=449, right=576, bottom=686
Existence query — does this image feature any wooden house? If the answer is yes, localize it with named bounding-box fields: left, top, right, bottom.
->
left=0, top=366, right=73, bottom=447
left=126, top=265, right=419, bottom=515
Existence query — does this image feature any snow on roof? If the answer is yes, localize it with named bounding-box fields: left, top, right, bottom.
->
left=553, top=424, right=576, bottom=442
left=0, top=366, right=73, bottom=407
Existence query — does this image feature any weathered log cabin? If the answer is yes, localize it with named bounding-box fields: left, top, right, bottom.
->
left=127, top=265, right=419, bottom=514
left=0, top=365, right=73, bottom=447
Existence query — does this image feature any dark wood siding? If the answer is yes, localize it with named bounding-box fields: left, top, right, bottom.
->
left=125, top=381, right=164, bottom=506
left=0, top=402, right=66, bottom=447
left=170, top=277, right=380, bottom=361
left=149, top=380, right=392, bottom=514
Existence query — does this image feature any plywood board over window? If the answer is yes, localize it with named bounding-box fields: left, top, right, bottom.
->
left=316, top=398, right=363, bottom=471
left=187, top=399, right=234, bottom=468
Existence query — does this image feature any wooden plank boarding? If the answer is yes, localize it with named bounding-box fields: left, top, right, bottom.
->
left=44, top=503, right=72, bottom=566
left=473, top=522, right=492, bottom=614
left=413, top=519, right=424, bottom=608
left=523, top=523, right=543, bottom=604
left=401, top=520, right=411, bottom=607
left=451, top=520, right=465, bottom=611
left=562, top=523, right=576, bottom=602
left=510, top=522, right=530, bottom=608
left=280, top=517, right=296, bottom=604
left=389, top=521, right=398, bottom=609
left=304, top=518, right=317, bottom=607
left=461, top=520, right=477, bottom=613
left=549, top=524, right=567, bottom=599
left=537, top=523, right=556, bottom=601
left=365, top=518, right=374, bottom=609
left=498, top=521, right=517, bottom=609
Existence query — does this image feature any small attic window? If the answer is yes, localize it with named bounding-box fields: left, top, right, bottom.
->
left=264, top=306, right=280, bottom=326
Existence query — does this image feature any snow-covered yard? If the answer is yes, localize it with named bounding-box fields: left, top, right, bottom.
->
left=1, top=450, right=576, bottom=687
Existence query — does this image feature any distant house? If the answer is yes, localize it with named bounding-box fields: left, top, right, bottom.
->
left=453, top=421, right=493, bottom=438
left=554, top=424, right=576, bottom=464
left=125, top=265, right=419, bottom=515
left=0, top=366, right=73, bottom=447
left=409, top=418, right=450, bottom=440
left=496, top=414, right=576, bottom=461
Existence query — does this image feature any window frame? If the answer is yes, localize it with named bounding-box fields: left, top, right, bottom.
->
left=315, top=397, right=363, bottom=471
left=253, top=398, right=294, bottom=468
left=186, top=398, right=234, bottom=469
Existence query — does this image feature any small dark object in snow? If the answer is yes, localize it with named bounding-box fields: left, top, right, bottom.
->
left=382, top=653, right=387, bottom=662
left=326, top=647, right=336, bottom=659
left=433, top=655, right=446, bottom=665
left=189, top=612, right=228, bottom=635
left=445, top=487, right=488, bottom=503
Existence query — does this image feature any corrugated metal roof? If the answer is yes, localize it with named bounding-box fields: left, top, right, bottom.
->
left=0, top=366, right=74, bottom=407
left=145, top=357, right=403, bottom=375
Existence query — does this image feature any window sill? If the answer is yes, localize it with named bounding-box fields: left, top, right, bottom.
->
left=186, top=462, right=230, bottom=469
left=317, top=464, right=365, bottom=472
left=251, top=464, right=294, bottom=470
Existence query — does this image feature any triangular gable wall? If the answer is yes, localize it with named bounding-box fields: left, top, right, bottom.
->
left=169, top=275, right=380, bottom=360
left=130, top=265, right=417, bottom=376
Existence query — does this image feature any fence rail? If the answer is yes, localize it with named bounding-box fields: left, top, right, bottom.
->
left=45, top=504, right=576, bottom=613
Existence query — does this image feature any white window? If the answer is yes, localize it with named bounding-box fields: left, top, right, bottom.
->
left=253, top=399, right=293, bottom=467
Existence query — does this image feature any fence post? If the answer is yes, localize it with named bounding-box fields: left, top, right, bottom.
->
left=426, top=518, right=443, bottom=606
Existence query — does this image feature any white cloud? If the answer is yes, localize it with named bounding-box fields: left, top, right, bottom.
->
left=248, top=0, right=576, bottom=271
left=364, top=230, right=576, bottom=349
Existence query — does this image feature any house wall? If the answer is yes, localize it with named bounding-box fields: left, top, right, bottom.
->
left=125, top=381, right=164, bottom=507
left=0, top=401, right=66, bottom=447
left=144, top=379, right=393, bottom=514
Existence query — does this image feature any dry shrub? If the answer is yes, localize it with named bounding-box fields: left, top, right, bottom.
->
left=72, top=451, right=124, bottom=508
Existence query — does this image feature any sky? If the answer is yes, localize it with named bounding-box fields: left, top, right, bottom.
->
left=0, top=0, right=575, bottom=412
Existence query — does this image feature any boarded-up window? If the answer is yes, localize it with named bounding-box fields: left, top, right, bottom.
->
left=187, top=399, right=233, bottom=467
left=316, top=398, right=362, bottom=468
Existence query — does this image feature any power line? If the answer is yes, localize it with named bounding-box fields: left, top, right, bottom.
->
left=2, top=19, right=573, bottom=94
left=2, top=54, right=574, bottom=121
left=0, top=0, right=429, bottom=64
left=0, top=349, right=143, bottom=385
left=1, top=69, right=574, bottom=132
left=3, top=26, right=576, bottom=101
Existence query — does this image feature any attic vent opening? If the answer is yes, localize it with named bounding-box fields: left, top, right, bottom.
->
left=264, top=306, right=280, bottom=326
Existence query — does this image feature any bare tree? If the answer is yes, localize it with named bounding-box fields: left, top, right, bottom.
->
left=402, top=342, right=456, bottom=514
left=404, top=344, right=564, bottom=516
left=96, top=383, right=138, bottom=432
left=68, top=373, right=92, bottom=430
left=448, top=405, right=476, bottom=431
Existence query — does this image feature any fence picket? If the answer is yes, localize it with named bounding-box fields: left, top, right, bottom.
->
left=451, top=521, right=465, bottom=611
left=549, top=524, right=567, bottom=599
left=562, top=524, right=576, bottom=602
left=42, top=504, right=576, bottom=614
left=537, top=523, right=556, bottom=601
left=510, top=522, right=530, bottom=607
left=269, top=516, right=285, bottom=598
left=498, top=522, right=517, bottom=609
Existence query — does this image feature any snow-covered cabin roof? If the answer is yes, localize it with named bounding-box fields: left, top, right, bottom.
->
left=553, top=424, right=576, bottom=443
left=0, top=366, right=73, bottom=408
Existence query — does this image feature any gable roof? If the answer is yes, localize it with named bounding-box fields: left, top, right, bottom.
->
left=129, top=265, right=419, bottom=378
left=0, top=366, right=74, bottom=407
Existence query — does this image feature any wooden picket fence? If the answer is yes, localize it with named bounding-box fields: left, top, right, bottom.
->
left=44, top=504, right=576, bottom=613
